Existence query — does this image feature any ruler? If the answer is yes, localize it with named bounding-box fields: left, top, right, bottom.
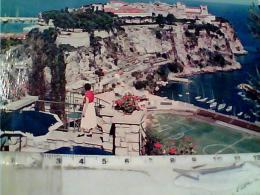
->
left=1, top=152, right=260, bottom=168
left=1, top=152, right=260, bottom=195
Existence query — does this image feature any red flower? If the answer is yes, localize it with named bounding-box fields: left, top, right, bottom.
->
left=133, top=96, right=139, bottom=101
left=123, top=95, right=129, bottom=100
left=115, top=99, right=123, bottom=106
left=154, top=142, right=162, bottom=149
left=169, top=148, right=177, bottom=155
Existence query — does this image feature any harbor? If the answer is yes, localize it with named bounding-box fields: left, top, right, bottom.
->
left=0, top=17, right=39, bottom=23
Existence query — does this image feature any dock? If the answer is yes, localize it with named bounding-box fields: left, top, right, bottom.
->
left=169, top=76, right=191, bottom=83
left=0, top=17, right=38, bottom=23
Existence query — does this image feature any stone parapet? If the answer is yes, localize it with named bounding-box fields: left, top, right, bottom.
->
left=114, top=122, right=144, bottom=156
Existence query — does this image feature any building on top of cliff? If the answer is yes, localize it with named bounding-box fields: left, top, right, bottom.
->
left=91, top=3, right=105, bottom=12
left=184, top=4, right=215, bottom=22
left=110, top=0, right=128, bottom=7
left=185, top=6, right=208, bottom=16
left=104, top=1, right=152, bottom=17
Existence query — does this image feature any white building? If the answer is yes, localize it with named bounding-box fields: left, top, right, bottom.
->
left=91, top=4, right=104, bottom=11
left=104, top=1, right=152, bottom=17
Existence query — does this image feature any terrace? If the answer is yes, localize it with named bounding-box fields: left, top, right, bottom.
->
left=0, top=91, right=146, bottom=155
left=2, top=87, right=260, bottom=156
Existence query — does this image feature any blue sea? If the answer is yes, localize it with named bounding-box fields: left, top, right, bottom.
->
left=1, top=0, right=260, bottom=122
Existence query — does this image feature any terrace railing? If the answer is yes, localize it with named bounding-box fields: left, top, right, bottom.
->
left=34, top=92, right=111, bottom=131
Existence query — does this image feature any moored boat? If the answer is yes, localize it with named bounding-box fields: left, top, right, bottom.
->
left=217, top=103, right=226, bottom=111
left=198, top=97, right=208, bottom=102
left=237, top=112, right=243, bottom=116
left=206, top=99, right=215, bottom=104
left=244, top=114, right=251, bottom=119
left=210, top=102, right=217, bottom=108
left=226, top=106, right=232, bottom=112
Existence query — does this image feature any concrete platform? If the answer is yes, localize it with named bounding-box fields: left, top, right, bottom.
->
left=5, top=96, right=38, bottom=111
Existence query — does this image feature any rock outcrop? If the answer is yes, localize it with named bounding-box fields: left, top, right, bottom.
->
left=4, top=19, right=246, bottom=96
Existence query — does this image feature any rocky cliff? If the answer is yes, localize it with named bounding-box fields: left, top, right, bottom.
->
left=2, top=19, right=246, bottom=98
left=61, top=20, right=246, bottom=90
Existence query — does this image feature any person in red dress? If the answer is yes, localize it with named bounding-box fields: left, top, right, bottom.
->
left=80, top=83, right=97, bottom=133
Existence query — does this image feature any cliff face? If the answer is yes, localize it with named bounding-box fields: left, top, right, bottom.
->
left=63, top=21, right=245, bottom=89
left=4, top=20, right=246, bottom=96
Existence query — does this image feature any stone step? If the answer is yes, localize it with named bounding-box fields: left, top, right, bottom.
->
left=72, top=135, right=103, bottom=146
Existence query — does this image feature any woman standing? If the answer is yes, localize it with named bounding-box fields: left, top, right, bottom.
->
left=80, top=83, right=97, bottom=133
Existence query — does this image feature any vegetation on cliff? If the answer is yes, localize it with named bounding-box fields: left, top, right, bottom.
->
left=156, top=13, right=194, bottom=26
left=0, top=39, right=23, bottom=53
left=42, top=9, right=120, bottom=32
left=187, top=23, right=224, bottom=37
left=26, top=28, right=67, bottom=121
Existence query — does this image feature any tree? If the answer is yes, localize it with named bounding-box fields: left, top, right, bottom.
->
left=166, top=14, right=176, bottom=24
left=26, top=28, right=67, bottom=121
left=156, top=14, right=165, bottom=25
left=248, top=2, right=260, bottom=38
left=42, top=8, right=119, bottom=32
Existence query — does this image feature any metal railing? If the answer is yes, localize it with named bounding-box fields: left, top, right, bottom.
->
left=33, top=92, right=110, bottom=131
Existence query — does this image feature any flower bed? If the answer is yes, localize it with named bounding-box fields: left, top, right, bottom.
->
left=114, top=94, right=147, bottom=114
left=149, top=136, right=196, bottom=155
left=145, top=126, right=196, bottom=155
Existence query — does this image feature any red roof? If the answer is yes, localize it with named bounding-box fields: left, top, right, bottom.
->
left=105, top=6, right=146, bottom=14
left=186, top=7, right=201, bottom=14
left=110, top=0, right=128, bottom=5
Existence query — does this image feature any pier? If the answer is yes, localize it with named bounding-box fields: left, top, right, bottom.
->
left=0, top=17, right=39, bottom=23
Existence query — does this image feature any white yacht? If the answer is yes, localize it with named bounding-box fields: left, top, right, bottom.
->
left=210, top=102, right=217, bottom=108
left=217, top=103, right=226, bottom=111
left=206, top=99, right=215, bottom=104
left=226, top=106, right=232, bottom=112
left=252, top=112, right=260, bottom=117
left=198, top=97, right=208, bottom=102
left=195, top=96, right=201, bottom=100
left=244, top=114, right=251, bottom=119
left=237, top=112, right=243, bottom=116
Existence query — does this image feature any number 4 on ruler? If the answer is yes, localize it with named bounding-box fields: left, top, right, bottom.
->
left=79, top=158, right=85, bottom=164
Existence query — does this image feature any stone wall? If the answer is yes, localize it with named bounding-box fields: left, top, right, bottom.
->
left=114, top=124, right=143, bottom=156
left=99, top=111, right=146, bottom=156
left=101, top=116, right=114, bottom=153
